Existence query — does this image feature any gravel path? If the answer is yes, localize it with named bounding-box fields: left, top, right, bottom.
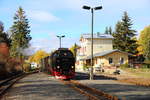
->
left=2, top=73, right=88, bottom=100
left=74, top=72, right=150, bottom=100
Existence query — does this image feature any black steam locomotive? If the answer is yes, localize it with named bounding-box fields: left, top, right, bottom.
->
left=41, top=48, right=75, bottom=79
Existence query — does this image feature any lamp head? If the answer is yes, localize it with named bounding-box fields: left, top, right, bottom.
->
left=62, top=35, right=65, bottom=37
left=94, top=6, right=102, bottom=10
left=83, top=5, right=91, bottom=10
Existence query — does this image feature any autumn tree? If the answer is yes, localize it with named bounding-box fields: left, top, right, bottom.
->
left=70, top=43, right=80, bottom=61
left=138, top=26, right=150, bottom=60
left=28, top=50, right=49, bottom=64
left=112, top=12, right=138, bottom=54
left=10, top=7, right=32, bottom=57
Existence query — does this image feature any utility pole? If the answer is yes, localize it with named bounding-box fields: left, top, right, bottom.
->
left=74, top=43, right=77, bottom=61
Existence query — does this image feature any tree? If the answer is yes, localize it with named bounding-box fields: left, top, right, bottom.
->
left=108, top=26, right=112, bottom=35
left=112, top=12, right=138, bottom=54
left=145, top=39, right=150, bottom=60
left=0, top=21, right=4, bottom=33
left=10, top=7, right=32, bottom=57
left=105, top=26, right=113, bottom=35
left=104, top=27, right=109, bottom=34
left=113, top=21, right=124, bottom=50
left=0, top=21, right=11, bottom=46
left=28, top=50, right=49, bottom=64
left=138, top=26, right=150, bottom=60
left=70, top=43, right=80, bottom=61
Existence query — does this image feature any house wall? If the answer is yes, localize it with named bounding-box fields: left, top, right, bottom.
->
left=94, top=51, right=128, bottom=67
left=80, top=38, right=113, bottom=56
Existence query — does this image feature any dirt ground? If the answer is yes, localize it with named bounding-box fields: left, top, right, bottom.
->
left=96, top=69, right=150, bottom=87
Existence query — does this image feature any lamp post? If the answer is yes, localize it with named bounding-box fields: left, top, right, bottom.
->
left=74, top=43, right=77, bottom=62
left=83, top=5, right=102, bottom=80
left=57, top=35, right=65, bottom=48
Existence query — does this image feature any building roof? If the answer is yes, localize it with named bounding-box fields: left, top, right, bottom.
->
left=83, top=49, right=132, bottom=60
left=81, top=33, right=113, bottom=39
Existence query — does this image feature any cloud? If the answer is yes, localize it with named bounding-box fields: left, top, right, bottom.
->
left=29, top=31, right=80, bottom=53
left=28, top=0, right=147, bottom=11
left=29, top=31, right=59, bottom=53
left=24, top=0, right=102, bottom=11
left=27, top=10, right=60, bottom=22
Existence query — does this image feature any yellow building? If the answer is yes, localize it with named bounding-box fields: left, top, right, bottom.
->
left=76, top=33, right=130, bottom=71
left=85, top=49, right=129, bottom=67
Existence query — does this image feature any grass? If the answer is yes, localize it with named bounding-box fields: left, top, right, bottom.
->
left=122, top=68, right=150, bottom=78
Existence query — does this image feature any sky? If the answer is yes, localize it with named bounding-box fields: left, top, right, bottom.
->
left=0, top=0, right=150, bottom=54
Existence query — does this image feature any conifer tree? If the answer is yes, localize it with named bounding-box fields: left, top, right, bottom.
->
left=10, top=7, right=32, bottom=57
left=0, top=21, right=4, bottom=33
left=0, top=21, right=11, bottom=46
left=104, top=27, right=109, bottom=34
left=113, top=12, right=138, bottom=54
left=105, top=26, right=112, bottom=35
left=113, top=21, right=124, bottom=50
left=108, top=26, right=112, bottom=35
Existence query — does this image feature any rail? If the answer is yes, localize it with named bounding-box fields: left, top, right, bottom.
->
left=61, top=80, right=120, bottom=100
left=0, top=71, right=38, bottom=98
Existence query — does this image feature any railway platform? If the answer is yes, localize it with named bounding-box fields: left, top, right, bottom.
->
left=74, top=72, right=150, bottom=100
left=1, top=72, right=88, bottom=100
left=2, top=72, right=150, bottom=100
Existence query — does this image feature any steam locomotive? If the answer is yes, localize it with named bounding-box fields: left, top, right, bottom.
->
left=41, top=48, right=75, bottom=79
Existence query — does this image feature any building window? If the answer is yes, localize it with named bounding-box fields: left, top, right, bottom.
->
left=120, top=57, right=124, bottom=64
left=109, top=58, right=113, bottom=64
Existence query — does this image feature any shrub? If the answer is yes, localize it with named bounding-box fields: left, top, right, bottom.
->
left=0, top=55, right=23, bottom=79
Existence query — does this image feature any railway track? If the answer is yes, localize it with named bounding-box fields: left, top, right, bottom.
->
left=0, top=74, right=25, bottom=98
left=61, top=80, right=120, bottom=100
left=0, top=71, right=38, bottom=99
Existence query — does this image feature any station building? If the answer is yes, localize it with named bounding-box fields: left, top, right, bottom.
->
left=76, top=33, right=130, bottom=72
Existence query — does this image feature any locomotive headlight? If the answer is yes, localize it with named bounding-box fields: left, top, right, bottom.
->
left=71, top=66, right=74, bottom=69
left=57, top=66, right=60, bottom=69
